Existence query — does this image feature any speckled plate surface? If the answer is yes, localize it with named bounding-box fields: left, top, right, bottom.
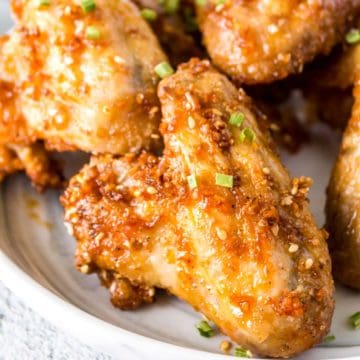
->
left=1, top=2, right=360, bottom=359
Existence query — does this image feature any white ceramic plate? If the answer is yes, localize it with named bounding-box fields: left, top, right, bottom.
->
left=1, top=2, right=360, bottom=359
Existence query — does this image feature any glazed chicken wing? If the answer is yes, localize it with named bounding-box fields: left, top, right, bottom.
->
left=0, top=80, right=62, bottom=189
left=0, top=0, right=167, bottom=154
left=62, top=59, right=334, bottom=358
left=196, top=0, right=360, bottom=84
left=0, top=143, right=64, bottom=190
left=326, top=71, right=360, bottom=289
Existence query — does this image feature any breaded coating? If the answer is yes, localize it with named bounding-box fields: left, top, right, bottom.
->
left=326, top=72, right=360, bottom=289
left=62, top=59, right=334, bottom=358
left=196, top=0, right=360, bottom=84
left=0, top=0, right=166, bottom=154
left=0, top=143, right=63, bottom=191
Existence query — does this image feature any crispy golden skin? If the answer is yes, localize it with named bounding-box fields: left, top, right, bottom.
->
left=62, top=59, right=334, bottom=358
left=0, top=80, right=63, bottom=189
left=326, top=72, right=360, bottom=289
left=0, top=0, right=166, bottom=154
left=0, top=143, right=63, bottom=191
left=196, top=0, right=360, bottom=84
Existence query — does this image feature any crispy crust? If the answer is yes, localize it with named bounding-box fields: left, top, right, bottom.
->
left=326, top=73, right=360, bottom=288
left=62, top=59, right=334, bottom=358
left=196, top=0, right=360, bottom=84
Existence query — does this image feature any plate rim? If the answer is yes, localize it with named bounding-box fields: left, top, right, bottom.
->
left=1, top=249, right=360, bottom=360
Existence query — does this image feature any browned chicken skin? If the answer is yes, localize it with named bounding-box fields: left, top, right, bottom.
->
left=0, top=143, right=64, bottom=191
left=0, top=0, right=166, bottom=155
left=326, top=71, right=360, bottom=289
left=196, top=0, right=360, bottom=84
left=62, top=59, right=334, bottom=358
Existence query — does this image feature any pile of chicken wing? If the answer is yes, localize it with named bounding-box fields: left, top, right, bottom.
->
left=2, top=0, right=360, bottom=357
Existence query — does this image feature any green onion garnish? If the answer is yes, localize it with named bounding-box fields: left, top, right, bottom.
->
left=346, top=29, right=360, bottom=44
left=195, top=0, right=206, bottom=5
left=39, top=0, right=50, bottom=6
left=350, top=312, right=360, bottom=329
left=140, top=8, right=157, bottom=21
left=187, top=174, right=198, bottom=190
left=154, top=62, right=174, bottom=79
left=215, top=173, right=233, bottom=188
left=82, top=0, right=96, bottom=14
left=164, top=0, right=179, bottom=14
left=229, top=112, right=245, bottom=127
left=240, top=128, right=256, bottom=143
left=216, top=0, right=225, bottom=5
left=234, top=347, right=251, bottom=357
left=323, top=335, right=336, bottom=343
left=196, top=320, right=214, bottom=338
left=86, top=26, right=101, bottom=40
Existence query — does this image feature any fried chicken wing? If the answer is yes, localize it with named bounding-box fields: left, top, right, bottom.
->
left=62, top=59, right=334, bottom=358
left=196, top=0, right=360, bottom=84
left=326, top=72, right=360, bottom=289
left=0, top=143, right=63, bottom=190
left=0, top=0, right=166, bottom=154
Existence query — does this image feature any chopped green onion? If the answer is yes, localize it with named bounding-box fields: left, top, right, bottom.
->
left=346, top=29, right=360, bottom=44
left=82, top=0, right=96, bottom=14
left=350, top=312, right=360, bottom=329
left=154, top=62, right=174, bottom=78
left=234, top=347, right=251, bottom=357
left=164, top=0, right=179, bottom=14
left=196, top=0, right=207, bottom=5
left=240, top=128, right=256, bottom=143
left=229, top=112, right=245, bottom=127
left=216, top=0, right=225, bottom=5
left=215, top=173, right=233, bottom=188
left=39, top=0, right=50, bottom=6
left=140, top=8, right=157, bottom=21
left=323, top=335, right=336, bottom=343
left=187, top=174, right=198, bottom=190
left=196, top=320, right=214, bottom=338
left=86, top=26, right=101, bottom=40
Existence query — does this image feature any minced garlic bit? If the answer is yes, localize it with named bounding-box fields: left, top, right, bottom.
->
left=216, top=227, right=227, bottom=240
left=79, top=264, right=90, bottom=274
left=262, top=167, right=270, bottom=175
left=281, top=195, right=293, bottom=206
left=288, top=243, right=299, bottom=253
left=188, top=116, right=196, bottom=129
left=305, top=258, right=314, bottom=269
left=133, top=189, right=141, bottom=197
left=219, top=340, right=232, bottom=353
left=146, top=186, right=157, bottom=195
left=271, top=224, right=279, bottom=236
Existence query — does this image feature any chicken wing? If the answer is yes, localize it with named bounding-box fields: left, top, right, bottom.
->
left=326, top=71, right=360, bottom=289
left=0, top=143, right=64, bottom=190
left=196, top=0, right=360, bottom=84
left=0, top=80, right=63, bottom=189
left=0, top=0, right=167, bottom=154
left=62, top=59, right=334, bottom=358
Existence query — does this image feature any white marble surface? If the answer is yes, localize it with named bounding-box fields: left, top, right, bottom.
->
left=0, top=281, right=115, bottom=360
